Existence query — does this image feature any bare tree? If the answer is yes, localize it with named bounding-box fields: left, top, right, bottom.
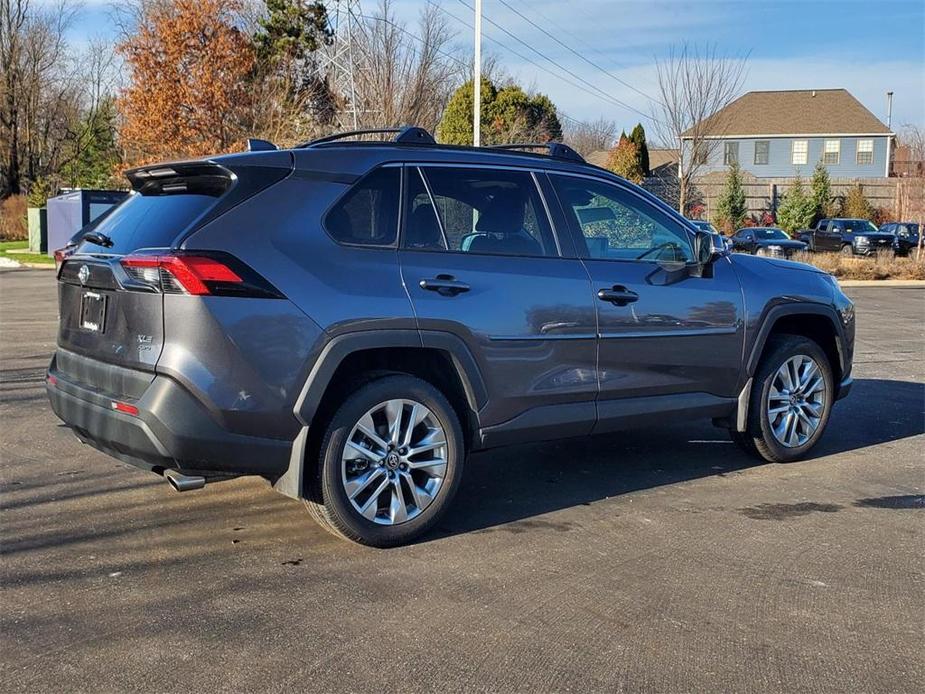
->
left=352, top=0, right=464, bottom=132
left=562, top=117, right=618, bottom=157
left=893, top=124, right=925, bottom=259
left=650, top=43, right=747, bottom=215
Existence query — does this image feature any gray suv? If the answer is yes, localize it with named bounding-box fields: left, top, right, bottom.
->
left=46, top=127, right=855, bottom=547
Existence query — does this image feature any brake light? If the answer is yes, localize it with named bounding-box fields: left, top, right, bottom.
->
left=120, top=254, right=242, bottom=295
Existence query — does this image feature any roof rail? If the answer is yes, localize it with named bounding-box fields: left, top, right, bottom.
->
left=297, top=126, right=436, bottom=148
left=488, top=142, right=585, bottom=163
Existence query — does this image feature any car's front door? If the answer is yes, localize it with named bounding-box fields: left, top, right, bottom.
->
left=399, top=165, right=598, bottom=444
left=548, top=173, right=745, bottom=433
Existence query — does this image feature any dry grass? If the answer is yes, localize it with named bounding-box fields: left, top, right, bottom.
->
left=0, top=195, right=28, bottom=241
left=791, top=250, right=925, bottom=281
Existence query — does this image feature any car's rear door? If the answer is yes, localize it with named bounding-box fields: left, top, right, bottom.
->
left=398, top=164, right=598, bottom=445
left=547, top=172, right=745, bottom=433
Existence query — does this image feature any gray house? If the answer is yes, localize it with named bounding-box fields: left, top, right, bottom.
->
left=682, top=89, right=894, bottom=179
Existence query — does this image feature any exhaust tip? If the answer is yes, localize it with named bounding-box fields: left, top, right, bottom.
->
left=164, top=469, right=206, bottom=492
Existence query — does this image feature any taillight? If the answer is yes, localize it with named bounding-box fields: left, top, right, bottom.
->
left=121, top=255, right=240, bottom=295
left=119, top=253, right=280, bottom=298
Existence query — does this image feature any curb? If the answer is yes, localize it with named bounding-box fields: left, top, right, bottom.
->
left=837, top=280, right=925, bottom=287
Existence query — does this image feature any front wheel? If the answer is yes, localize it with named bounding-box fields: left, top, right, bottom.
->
left=840, top=244, right=854, bottom=256
left=305, top=375, right=465, bottom=547
left=733, top=335, right=834, bottom=463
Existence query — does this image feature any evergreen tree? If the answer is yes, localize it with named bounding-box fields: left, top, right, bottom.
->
left=776, top=176, right=816, bottom=234
left=713, top=159, right=747, bottom=234
left=255, top=0, right=331, bottom=64
left=841, top=182, right=873, bottom=219
left=605, top=138, right=643, bottom=183
left=810, top=160, right=833, bottom=221
left=61, top=97, right=121, bottom=188
left=437, top=78, right=561, bottom=145
left=629, top=123, right=649, bottom=176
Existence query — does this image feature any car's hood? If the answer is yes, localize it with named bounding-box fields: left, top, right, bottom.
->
left=855, top=232, right=894, bottom=241
left=755, top=239, right=806, bottom=248
left=730, top=252, right=826, bottom=275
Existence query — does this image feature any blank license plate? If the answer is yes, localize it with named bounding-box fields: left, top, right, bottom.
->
left=80, top=292, right=106, bottom=332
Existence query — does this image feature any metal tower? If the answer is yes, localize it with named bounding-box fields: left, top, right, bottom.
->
left=319, top=0, right=365, bottom=129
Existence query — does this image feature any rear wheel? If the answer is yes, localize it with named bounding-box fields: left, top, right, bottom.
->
left=732, top=335, right=834, bottom=463
left=305, top=375, right=465, bottom=547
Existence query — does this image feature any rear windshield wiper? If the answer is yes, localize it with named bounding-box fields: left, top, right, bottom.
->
left=82, top=231, right=114, bottom=248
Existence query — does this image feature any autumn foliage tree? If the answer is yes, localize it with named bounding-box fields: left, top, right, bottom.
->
left=117, top=0, right=256, bottom=166
left=606, top=135, right=643, bottom=183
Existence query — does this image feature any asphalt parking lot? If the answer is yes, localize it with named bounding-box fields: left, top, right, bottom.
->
left=1, top=268, right=922, bottom=693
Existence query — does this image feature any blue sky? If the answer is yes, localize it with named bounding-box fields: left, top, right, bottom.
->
left=61, top=0, right=925, bottom=133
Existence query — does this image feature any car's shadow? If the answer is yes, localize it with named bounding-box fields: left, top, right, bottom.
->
left=433, top=378, right=924, bottom=539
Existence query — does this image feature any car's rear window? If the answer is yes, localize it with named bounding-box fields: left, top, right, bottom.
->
left=76, top=192, right=216, bottom=254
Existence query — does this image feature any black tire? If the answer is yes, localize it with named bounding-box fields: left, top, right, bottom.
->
left=840, top=244, right=854, bottom=256
left=732, top=334, right=834, bottom=463
left=304, top=374, right=465, bottom=547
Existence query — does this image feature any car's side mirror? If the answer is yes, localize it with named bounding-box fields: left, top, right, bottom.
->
left=690, top=230, right=724, bottom=277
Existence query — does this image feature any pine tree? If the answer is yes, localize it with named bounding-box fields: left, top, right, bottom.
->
left=629, top=123, right=649, bottom=177
left=810, top=160, right=833, bottom=221
left=776, top=176, right=816, bottom=234
left=714, top=159, right=747, bottom=234
left=841, top=182, right=873, bottom=219
left=255, top=0, right=331, bottom=64
left=605, top=138, right=643, bottom=183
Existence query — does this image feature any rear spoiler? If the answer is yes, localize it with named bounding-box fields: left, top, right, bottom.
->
left=124, top=162, right=235, bottom=197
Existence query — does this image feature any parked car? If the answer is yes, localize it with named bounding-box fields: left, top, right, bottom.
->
left=731, top=227, right=807, bottom=258
left=797, top=218, right=895, bottom=255
left=46, top=127, right=856, bottom=547
left=879, top=222, right=920, bottom=256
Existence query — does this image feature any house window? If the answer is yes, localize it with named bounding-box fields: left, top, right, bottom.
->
left=791, top=140, right=808, bottom=166
left=857, top=139, right=874, bottom=165
left=823, top=139, right=840, bottom=165
left=754, top=141, right=769, bottom=165
left=723, top=142, right=739, bottom=165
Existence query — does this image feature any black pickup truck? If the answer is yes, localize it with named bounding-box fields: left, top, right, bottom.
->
left=797, top=218, right=895, bottom=255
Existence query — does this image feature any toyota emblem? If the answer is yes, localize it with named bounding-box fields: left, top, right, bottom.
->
left=78, top=265, right=90, bottom=285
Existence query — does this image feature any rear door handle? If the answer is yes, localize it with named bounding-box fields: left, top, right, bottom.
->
left=597, top=285, right=639, bottom=306
left=419, top=275, right=470, bottom=296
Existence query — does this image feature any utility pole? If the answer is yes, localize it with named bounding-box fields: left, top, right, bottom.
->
left=473, top=0, right=482, bottom=146
left=320, top=0, right=367, bottom=130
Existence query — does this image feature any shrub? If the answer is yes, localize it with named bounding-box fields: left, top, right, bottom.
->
left=713, top=160, right=747, bottom=234
left=791, top=251, right=925, bottom=281
left=0, top=195, right=29, bottom=241
left=776, top=176, right=816, bottom=233
left=840, top=182, right=873, bottom=219
left=606, top=137, right=644, bottom=184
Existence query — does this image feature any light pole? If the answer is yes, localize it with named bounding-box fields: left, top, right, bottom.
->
left=473, top=0, right=482, bottom=146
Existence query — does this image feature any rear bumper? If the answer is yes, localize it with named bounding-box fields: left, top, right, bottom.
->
left=47, top=360, right=292, bottom=480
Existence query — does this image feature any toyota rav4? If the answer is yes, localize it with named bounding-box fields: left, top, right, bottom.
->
left=46, top=127, right=855, bottom=547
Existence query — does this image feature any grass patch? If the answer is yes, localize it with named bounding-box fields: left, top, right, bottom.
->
left=790, top=251, right=925, bottom=281
left=0, top=240, right=54, bottom=266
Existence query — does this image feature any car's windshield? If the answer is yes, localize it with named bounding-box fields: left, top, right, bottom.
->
left=841, top=219, right=878, bottom=233
left=754, top=228, right=788, bottom=240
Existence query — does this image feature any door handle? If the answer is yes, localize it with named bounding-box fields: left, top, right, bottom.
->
left=598, top=285, right=639, bottom=306
left=419, top=275, right=470, bottom=296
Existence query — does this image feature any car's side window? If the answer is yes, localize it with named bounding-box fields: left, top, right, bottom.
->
left=402, top=166, right=558, bottom=258
left=550, top=175, right=694, bottom=263
left=325, top=167, right=400, bottom=247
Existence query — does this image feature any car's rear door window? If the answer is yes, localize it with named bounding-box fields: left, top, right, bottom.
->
left=403, top=167, right=558, bottom=257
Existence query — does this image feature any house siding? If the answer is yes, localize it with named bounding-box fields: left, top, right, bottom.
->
left=683, top=135, right=890, bottom=178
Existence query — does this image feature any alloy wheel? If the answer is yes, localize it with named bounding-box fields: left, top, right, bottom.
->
left=340, top=399, right=448, bottom=525
left=767, top=354, right=827, bottom=448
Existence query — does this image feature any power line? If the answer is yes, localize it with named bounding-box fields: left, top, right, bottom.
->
left=431, top=0, right=653, bottom=122
left=358, top=10, right=600, bottom=132
left=498, top=0, right=661, bottom=107
left=452, top=0, right=654, bottom=121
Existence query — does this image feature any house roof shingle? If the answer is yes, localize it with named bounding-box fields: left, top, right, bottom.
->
left=681, top=89, right=892, bottom=138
